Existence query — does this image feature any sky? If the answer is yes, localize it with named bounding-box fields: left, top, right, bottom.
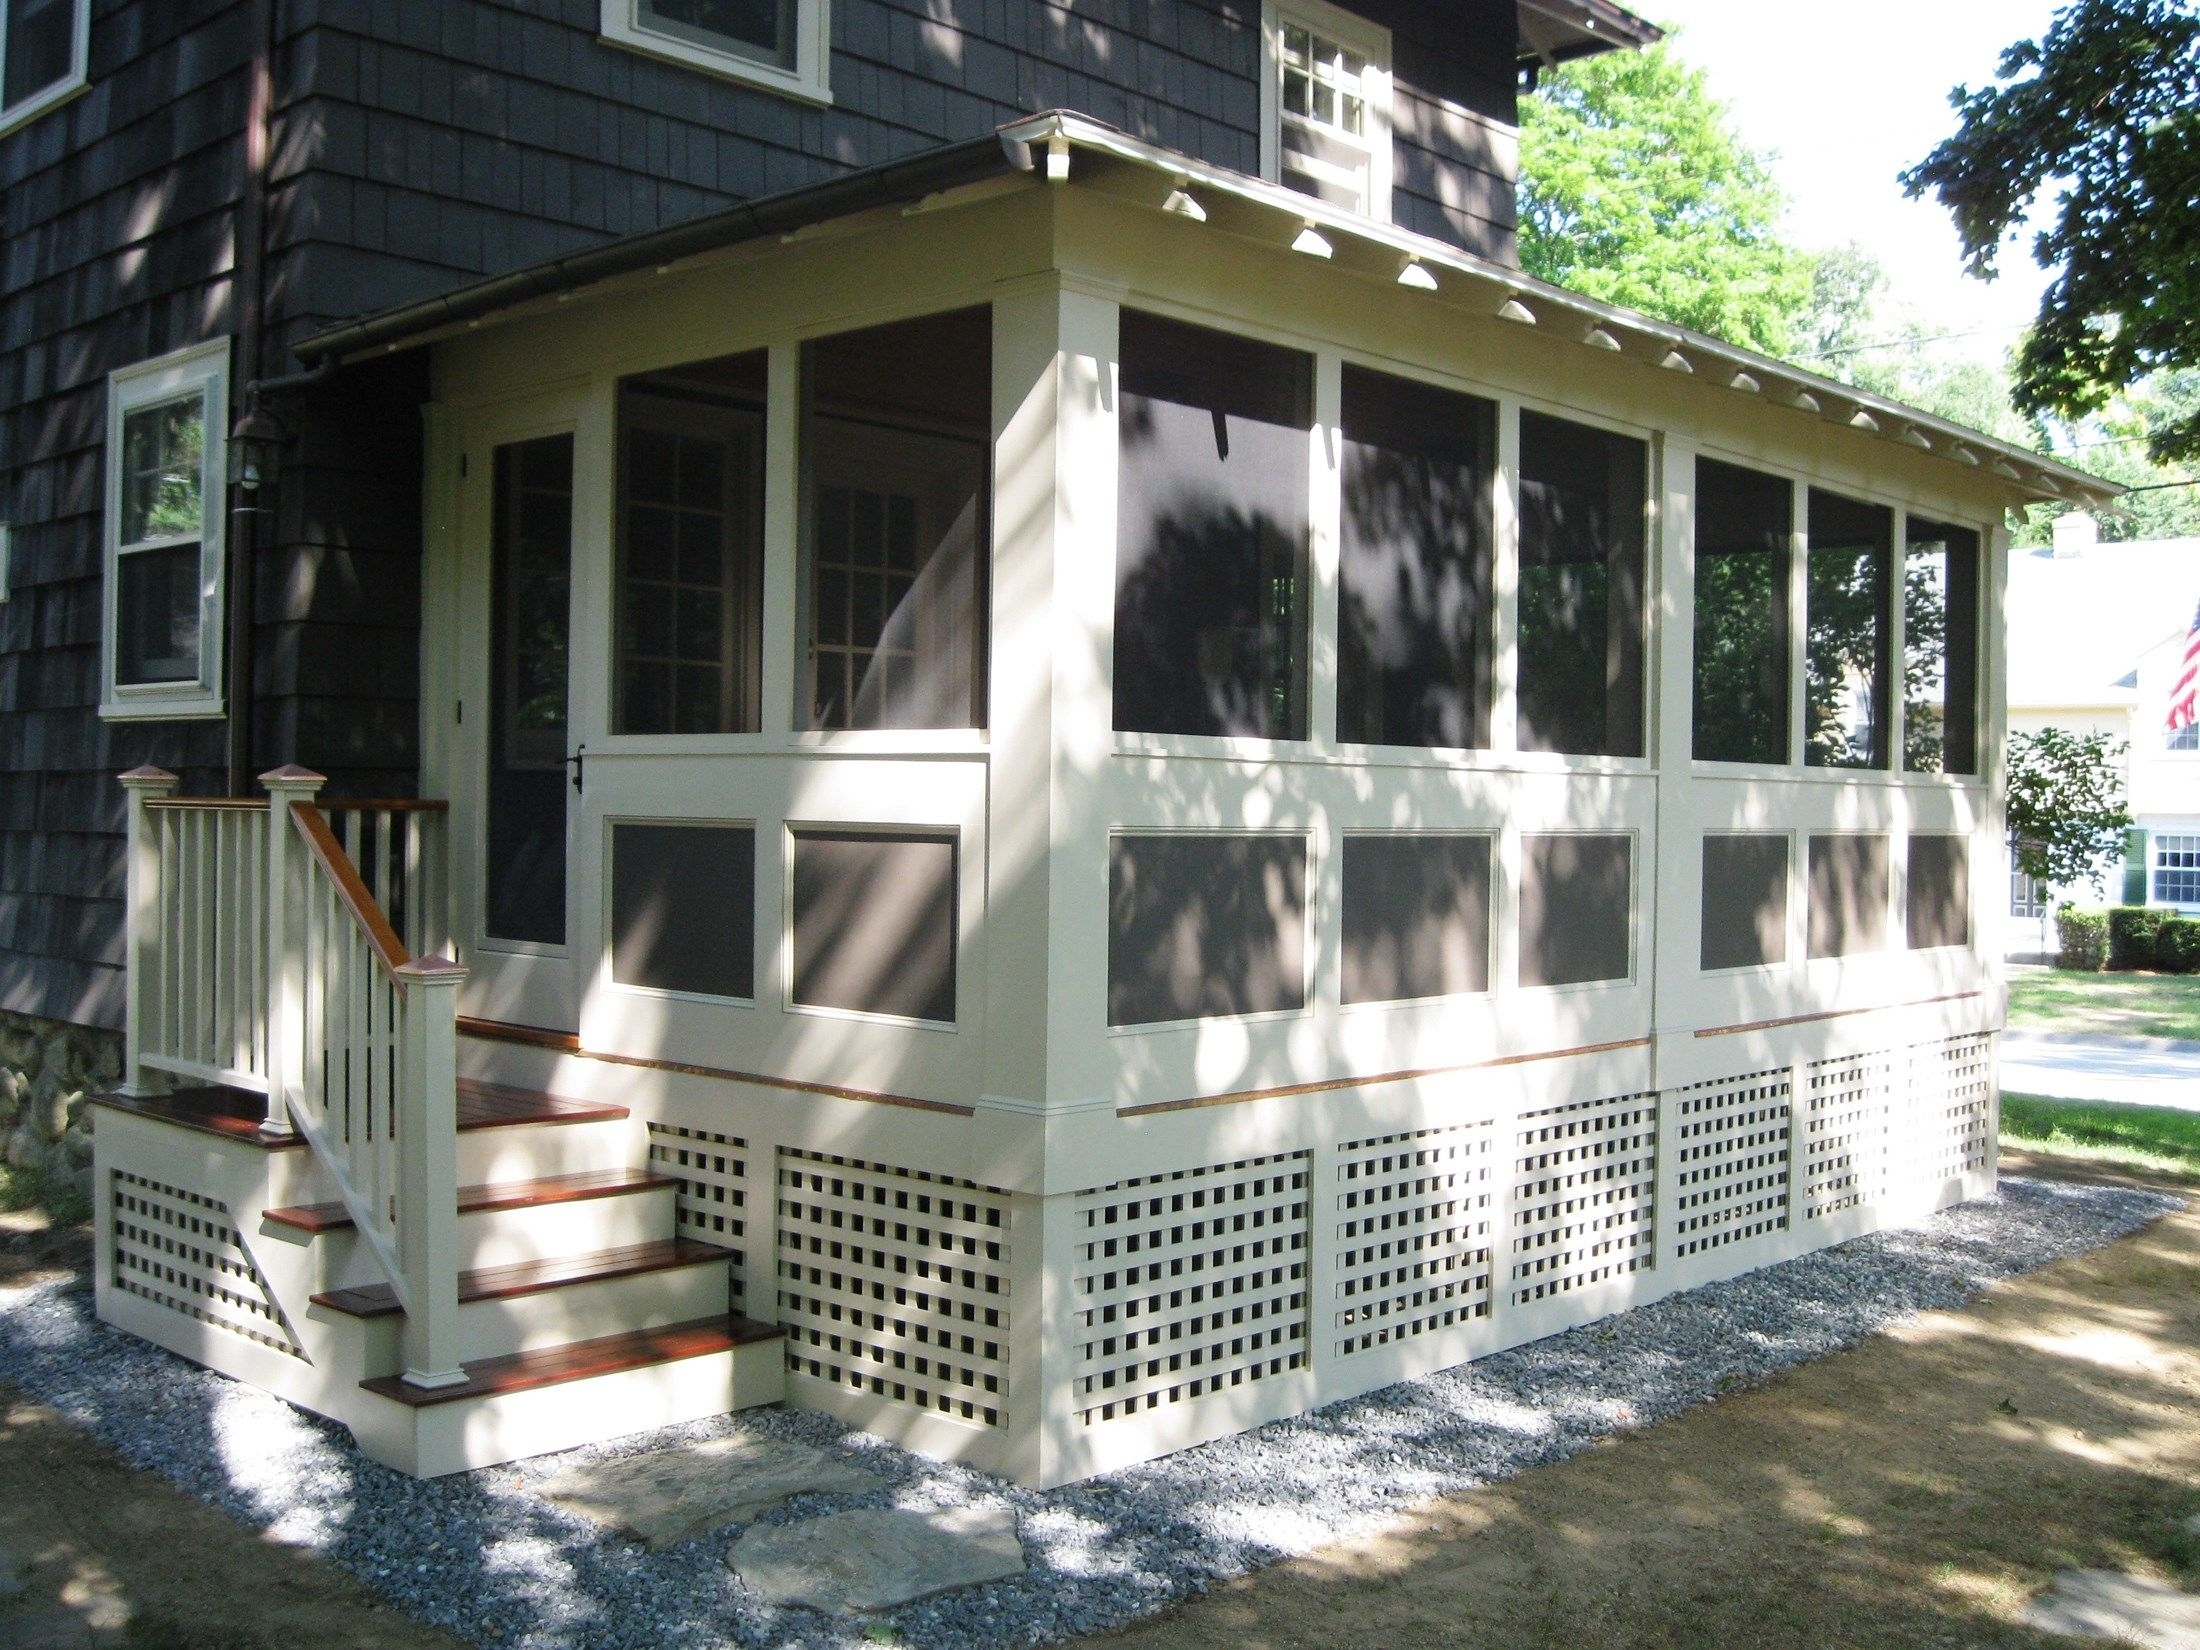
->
left=1646, top=0, right=2065, bottom=363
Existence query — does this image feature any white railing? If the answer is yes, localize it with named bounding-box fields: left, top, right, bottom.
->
left=121, top=765, right=468, bottom=1389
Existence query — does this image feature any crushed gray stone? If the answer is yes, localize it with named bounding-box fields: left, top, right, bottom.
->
left=0, top=1176, right=2176, bottom=1649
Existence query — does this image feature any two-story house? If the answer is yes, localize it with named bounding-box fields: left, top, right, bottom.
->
left=1, top=0, right=2114, bottom=1488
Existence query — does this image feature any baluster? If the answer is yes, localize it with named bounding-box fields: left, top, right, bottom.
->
left=374, top=811, right=395, bottom=942
left=403, top=813, right=425, bottom=957
left=118, top=769, right=178, bottom=1094
left=215, top=815, right=233, bottom=1075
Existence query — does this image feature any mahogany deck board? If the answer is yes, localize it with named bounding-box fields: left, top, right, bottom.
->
left=359, top=1313, right=782, bottom=1408
left=92, top=1087, right=306, bottom=1150
left=265, top=1168, right=676, bottom=1234
left=310, top=1238, right=726, bottom=1319
left=455, top=1077, right=626, bottom=1129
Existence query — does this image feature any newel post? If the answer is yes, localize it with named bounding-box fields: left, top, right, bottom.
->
left=396, top=954, right=469, bottom=1390
left=260, top=765, right=327, bottom=1137
left=118, top=767, right=179, bottom=1095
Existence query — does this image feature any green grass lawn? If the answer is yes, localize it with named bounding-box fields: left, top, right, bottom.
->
left=2006, top=968, right=2200, bottom=1040
left=2002, top=1091, right=2200, bottom=1178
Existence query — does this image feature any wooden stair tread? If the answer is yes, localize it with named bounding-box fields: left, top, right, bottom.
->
left=310, top=1238, right=727, bottom=1318
left=456, top=1077, right=626, bottom=1129
left=92, top=1087, right=306, bottom=1150
left=359, top=1313, right=782, bottom=1408
left=266, top=1168, right=677, bottom=1234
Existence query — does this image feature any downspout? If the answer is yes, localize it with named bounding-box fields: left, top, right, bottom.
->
left=224, top=0, right=276, bottom=796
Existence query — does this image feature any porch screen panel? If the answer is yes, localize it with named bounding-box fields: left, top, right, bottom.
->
left=1340, top=833, right=1491, bottom=1003
left=611, top=822, right=756, bottom=999
left=616, top=350, right=766, bottom=734
left=1692, top=459, right=1791, bottom=764
left=1807, top=833, right=1890, bottom=958
left=1903, top=518, right=1980, bottom=774
left=1700, top=833, right=1789, bottom=970
left=790, top=829, right=957, bottom=1023
left=1905, top=833, right=1970, bottom=950
left=486, top=434, right=573, bottom=946
left=1805, top=490, right=1893, bottom=769
left=802, top=308, right=990, bottom=731
left=1108, top=834, right=1307, bottom=1025
left=1337, top=366, right=1495, bottom=749
left=1519, top=833, right=1632, bottom=987
left=1114, top=311, right=1313, bottom=740
left=1516, top=412, right=1645, bottom=757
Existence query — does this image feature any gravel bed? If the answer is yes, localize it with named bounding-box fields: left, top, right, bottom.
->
left=0, top=1175, right=2178, bottom=1649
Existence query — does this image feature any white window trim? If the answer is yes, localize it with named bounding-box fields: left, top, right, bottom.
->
left=0, top=521, right=10, bottom=603
left=600, top=0, right=832, bottom=107
left=0, top=0, right=92, bottom=138
left=101, top=339, right=229, bottom=722
left=1259, top=0, right=1393, bottom=224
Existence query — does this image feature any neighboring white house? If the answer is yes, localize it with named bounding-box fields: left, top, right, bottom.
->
left=2005, top=517, right=2200, bottom=946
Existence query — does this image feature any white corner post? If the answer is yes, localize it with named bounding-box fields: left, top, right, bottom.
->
left=397, top=953, right=470, bottom=1390
left=259, top=764, right=327, bottom=1137
left=118, top=766, right=179, bottom=1096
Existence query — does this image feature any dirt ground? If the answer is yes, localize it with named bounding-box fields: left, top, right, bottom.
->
left=1, top=1159, right=2195, bottom=1650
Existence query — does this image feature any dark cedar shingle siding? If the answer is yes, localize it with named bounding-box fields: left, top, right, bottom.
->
left=1, top=0, right=1522, bottom=1028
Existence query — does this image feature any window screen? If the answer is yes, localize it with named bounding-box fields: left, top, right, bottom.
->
left=1517, top=412, right=1646, bottom=758
left=114, top=392, right=209, bottom=686
left=1340, top=834, right=1491, bottom=1004
left=802, top=308, right=989, bottom=731
left=611, top=822, right=756, bottom=999
left=1519, top=833, right=1632, bottom=987
left=1700, top=834, right=1788, bottom=970
left=1108, top=834, right=1307, bottom=1025
left=1903, top=518, right=1980, bottom=775
left=790, top=830, right=957, bottom=1023
left=1114, top=311, right=1313, bottom=740
left=616, top=350, right=766, bottom=734
left=2156, top=835, right=2200, bottom=905
left=1806, top=491, right=1892, bottom=769
left=1337, top=366, right=1495, bottom=749
left=1276, top=16, right=1383, bottom=215
left=1905, top=834, right=1969, bottom=950
left=1807, top=834, right=1890, bottom=958
left=636, top=0, right=795, bottom=70
left=1692, top=459, right=1790, bottom=764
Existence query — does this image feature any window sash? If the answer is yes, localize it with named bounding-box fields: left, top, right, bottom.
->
left=1, top=0, right=86, bottom=127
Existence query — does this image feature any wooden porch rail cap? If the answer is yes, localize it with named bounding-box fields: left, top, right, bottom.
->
left=394, top=954, right=469, bottom=983
left=321, top=798, right=452, bottom=813
left=289, top=801, right=410, bottom=978
left=118, top=766, right=178, bottom=789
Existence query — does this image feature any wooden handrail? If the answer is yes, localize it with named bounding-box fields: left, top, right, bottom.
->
left=142, top=796, right=271, bottom=811
left=320, top=798, right=452, bottom=814
left=289, top=802, right=411, bottom=978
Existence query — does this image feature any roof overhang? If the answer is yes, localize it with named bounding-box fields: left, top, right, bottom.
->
left=293, top=109, right=2116, bottom=511
left=1518, top=0, right=1663, bottom=67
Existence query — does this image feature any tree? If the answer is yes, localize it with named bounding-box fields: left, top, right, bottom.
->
left=1518, top=42, right=1815, bottom=356
left=2006, top=727, right=2131, bottom=893
left=1902, top=0, right=2200, bottom=465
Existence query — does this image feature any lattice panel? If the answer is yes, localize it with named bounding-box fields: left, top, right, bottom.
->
left=1671, top=1069, right=1792, bottom=1258
left=1907, top=1033, right=1994, bottom=1185
left=1072, top=1151, right=1311, bottom=1425
left=109, top=1171, right=301, bottom=1357
left=647, top=1123, right=750, bottom=1308
left=775, top=1150, right=1011, bottom=1428
left=1509, top=1091, right=1658, bottom=1305
left=1802, top=1049, right=1898, bottom=1218
left=1333, top=1123, right=1495, bottom=1356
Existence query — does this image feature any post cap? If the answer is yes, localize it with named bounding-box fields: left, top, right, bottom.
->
left=118, top=766, right=179, bottom=789
left=393, top=954, right=470, bottom=984
left=258, top=764, right=328, bottom=792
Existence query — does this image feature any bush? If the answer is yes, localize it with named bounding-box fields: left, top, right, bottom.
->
left=2158, top=918, right=2200, bottom=975
left=2057, top=906, right=2109, bottom=971
left=2108, top=905, right=2168, bottom=970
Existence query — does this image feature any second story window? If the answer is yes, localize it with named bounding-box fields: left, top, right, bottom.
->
left=1263, top=0, right=1391, bottom=220
left=2, top=0, right=88, bottom=135
left=601, top=0, right=831, bottom=105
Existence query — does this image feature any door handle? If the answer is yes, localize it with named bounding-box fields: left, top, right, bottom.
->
left=566, top=744, right=586, bottom=795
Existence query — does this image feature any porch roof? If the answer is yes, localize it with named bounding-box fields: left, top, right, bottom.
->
left=291, top=110, right=2116, bottom=512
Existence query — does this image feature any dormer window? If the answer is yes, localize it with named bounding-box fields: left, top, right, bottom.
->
left=1262, top=0, right=1392, bottom=221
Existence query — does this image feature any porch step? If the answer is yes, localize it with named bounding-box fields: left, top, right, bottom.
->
left=309, top=1238, right=726, bottom=1319
left=266, top=1168, right=675, bottom=1235
left=92, top=1086, right=306, bottom=1150
left=358, top=1313, right=782, bottom=1407
left=456, top=1076, right=626, bottom=1129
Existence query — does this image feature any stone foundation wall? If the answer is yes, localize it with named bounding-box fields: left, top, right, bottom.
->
left=0, top=1009, right=120, bottom=1211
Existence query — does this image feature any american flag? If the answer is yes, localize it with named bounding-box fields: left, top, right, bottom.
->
left=2171, top=600, right=2200, bottom=735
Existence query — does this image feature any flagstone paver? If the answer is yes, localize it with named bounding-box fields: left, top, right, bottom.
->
left=727, top=1504, right=1025, bottom=1613
left=538, top=1433, right=880, bottom=1549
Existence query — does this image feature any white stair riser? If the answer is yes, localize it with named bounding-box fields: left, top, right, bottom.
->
left=458, top=1185, right=674, bottom=1268
left=457, top=1119, right=632, bottom=1183
left=455, top=1261, right=728, bottom=1362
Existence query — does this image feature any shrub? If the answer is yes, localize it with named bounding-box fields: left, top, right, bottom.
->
left=2158, top=918, right=2200, bottom=975
left=2108, top=904, right=2168, bottom=970
left=2056, top=905, right=2109, bottom=971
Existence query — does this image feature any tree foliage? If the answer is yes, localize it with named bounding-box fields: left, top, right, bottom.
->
left=1518, top=42, right=1814, bottom=355
left=1902, top=0, right=2200, bottom=464
left=2006, top=727, right=2132, bottom=892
